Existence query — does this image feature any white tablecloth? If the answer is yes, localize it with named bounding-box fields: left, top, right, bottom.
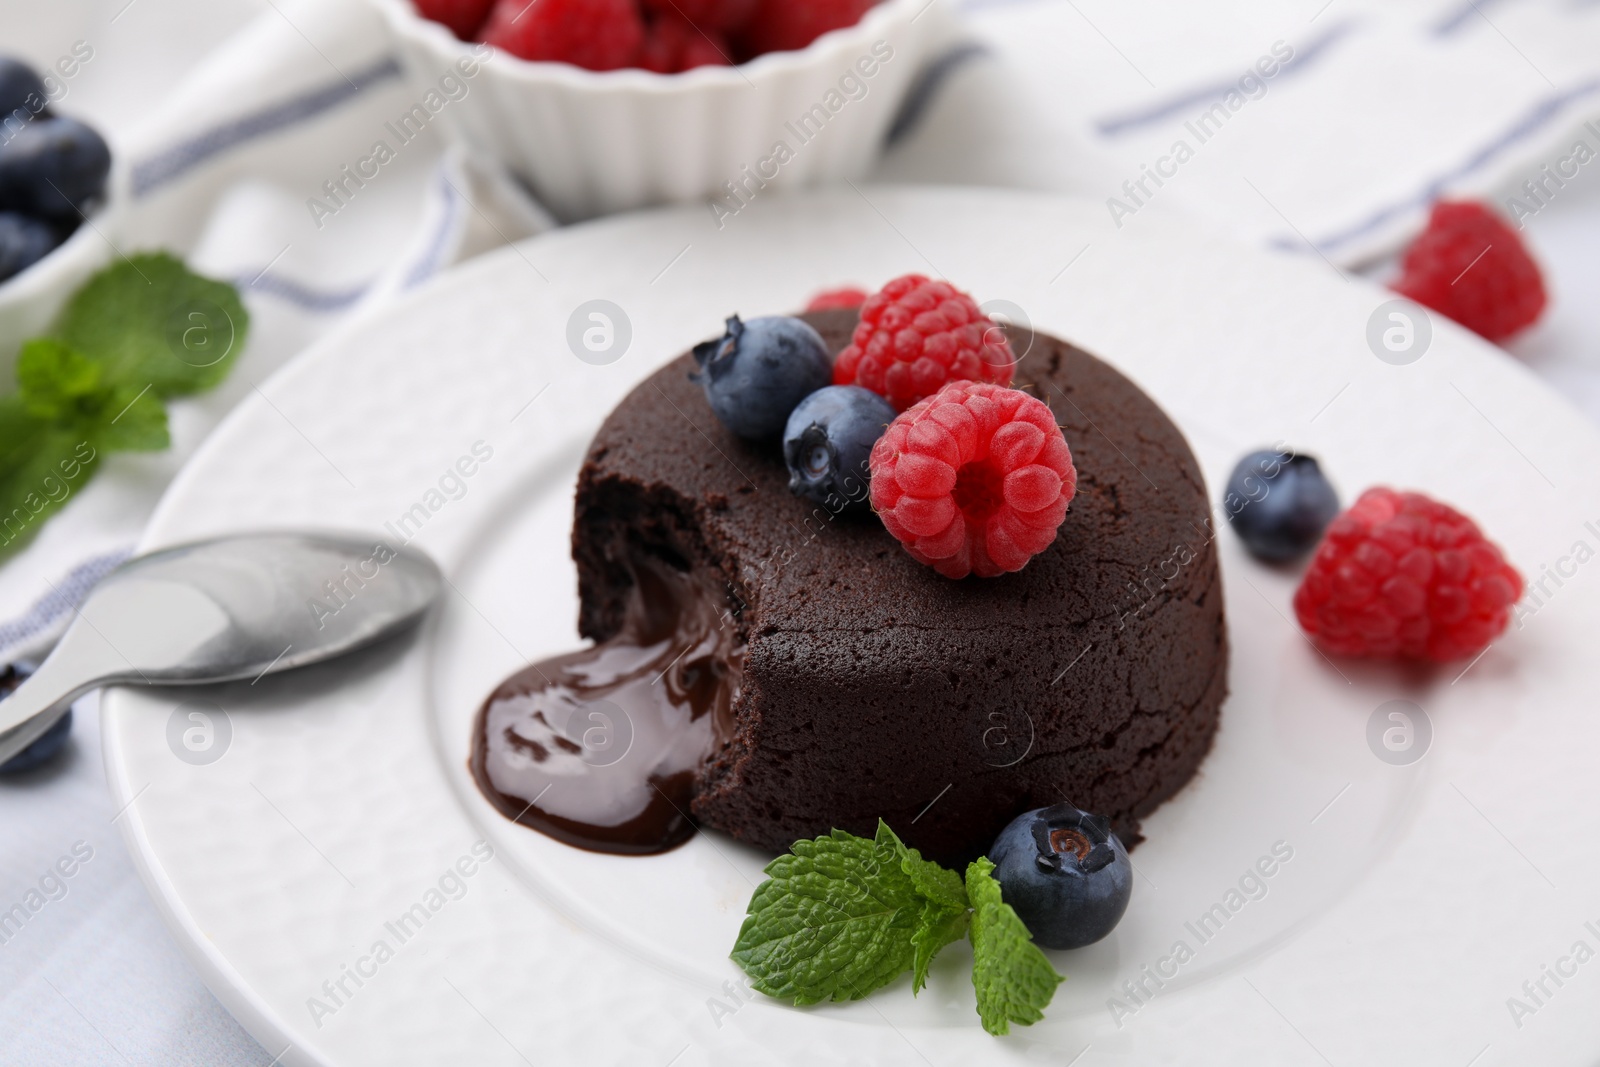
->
left=4, top=0, right=1600, bottom=1061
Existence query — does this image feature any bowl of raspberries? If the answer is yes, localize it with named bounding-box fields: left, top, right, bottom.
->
left=0, top=53, right=117, bottom=370
left=371, top=0, right=932, bottom=221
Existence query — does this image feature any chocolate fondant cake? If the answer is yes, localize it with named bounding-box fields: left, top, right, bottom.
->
left=562, top=309, right=1226, bottom=865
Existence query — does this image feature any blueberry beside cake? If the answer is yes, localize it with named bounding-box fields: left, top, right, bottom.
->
left=472, top=276, right=1228, bottom=867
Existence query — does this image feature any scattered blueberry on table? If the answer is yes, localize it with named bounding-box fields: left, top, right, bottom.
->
left=782, top=384, right=895, bottom=510
left=691, top=314, right=832, bottom=440
left=1224, top=448, right=1340, bottom=563
left=988, top=802, right=1133, bottom=950
left=0, top=55, right=112, bottom=285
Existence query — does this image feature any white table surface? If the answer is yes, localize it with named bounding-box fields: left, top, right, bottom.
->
left=4, top=2, right=1600, bottom=1064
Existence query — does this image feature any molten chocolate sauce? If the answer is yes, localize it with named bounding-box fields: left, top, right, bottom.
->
left=470, top=559, right=742, bottom=855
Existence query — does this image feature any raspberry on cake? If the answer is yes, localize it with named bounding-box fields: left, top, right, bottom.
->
left=1293, top=487, right=1523, bottom=662
left=805, top=286, right=868, bottom=312
left=870, top=381, right=1077, bottom=579
left=834, top=275, right=1016, bottom=411
left=1392, top=200, right=1546, bottom=343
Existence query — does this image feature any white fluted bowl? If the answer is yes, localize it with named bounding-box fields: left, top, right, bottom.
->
left=368, top=0, right=932, bottom=221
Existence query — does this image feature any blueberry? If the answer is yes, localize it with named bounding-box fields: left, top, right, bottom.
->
left=1224, top=448, right=1340, bottom=562
left=782, top=385, right=895, bottom=510
left=0, top=116, right=111, bottom=220
left=0, top=211, right=60, bottom=283
left=691, top=315, right=833, bottom=441
left=988, top=803, right=1132, bottom=950
left=0, top=58, right=48, bottom=120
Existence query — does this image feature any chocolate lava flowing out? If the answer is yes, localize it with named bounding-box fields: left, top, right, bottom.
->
left=470, top=559, right=742, bottom=854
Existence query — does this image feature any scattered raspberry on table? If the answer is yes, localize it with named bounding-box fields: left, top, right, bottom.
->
left=1391, top=200, right=1546, bottom=343
left=834, top=275, right=1016, bottom=412
left=870, top=381, right=1077, bottom=579
left=1293, top=487, right=1523, bottom=662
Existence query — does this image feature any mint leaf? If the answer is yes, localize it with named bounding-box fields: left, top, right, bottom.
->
left=0, top=253, right=242, bottom=557
left=54, top=252, right=248, bottom=396
left=95, top=385, right=169, bottom=452
left=731, top=826, right=925, bottom=1005
left=889, top=825, right=967, bottom=911
left=910, top=905, right=970, bottom=995
left=965, top=857, right=1063, bottom=1035
left=0, top=396, right=100, bottom=557
left=17, top=339, right=105, bottom=421
left=875, top=820, right=971, bottom=993
left=732, top=824, right=1069, bottom=1035
left=14, top=339, right=169, bottom=451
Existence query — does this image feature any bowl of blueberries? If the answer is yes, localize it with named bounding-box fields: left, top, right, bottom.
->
left=0, top=53, right=116, bottom=372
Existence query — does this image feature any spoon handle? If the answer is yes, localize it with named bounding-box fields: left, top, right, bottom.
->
left=0, top=623, right=120, bottom=765
left=0, top=666, right=96, bottom=767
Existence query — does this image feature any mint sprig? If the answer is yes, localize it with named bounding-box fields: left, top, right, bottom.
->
left=729, top=822, right=923, bottom=1005
left=17, top=339, right=169, bottom=450
left=966, top=856, right=1065, bottom=1034
left=0, top=253, right=248, bottom=557
left=55, top=253, right=246, bottom=395
left=731, top=821, right=1065, bottom=1035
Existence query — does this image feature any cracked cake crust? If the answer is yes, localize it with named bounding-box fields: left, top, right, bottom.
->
left=572, top=309, right=1227, bottom=865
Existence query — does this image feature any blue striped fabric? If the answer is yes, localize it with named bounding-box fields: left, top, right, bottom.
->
left=1093, top=19, right=1358, bottom=137
left=0, top=547, right=132, bottom=660
left=1298, top=76, right=1600, bottom=256
left=130, top=55, right=403, bottom=198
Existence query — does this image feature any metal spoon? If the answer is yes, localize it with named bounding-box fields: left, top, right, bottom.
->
left=0, top=532, right=441, bottom=766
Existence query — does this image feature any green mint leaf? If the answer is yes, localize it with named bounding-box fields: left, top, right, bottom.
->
left=94, top=385, right=170, bottom=452
left=16, top=339, right=105, bottom=421
left=910, top=905, right=970, bottom=995
left=54, top=252, right=249, bottom=397
left=875, top=820, right=971, bottom=994
left=965, top=857, right=1063, bottom=1035
left=13, top=340, right=168, bottom=451
left=885, top=822, right=968, bottom=912
left=0, top=395, right=54, bottom=471
left=731, top=827, right=924, bottom=1005
left=0, top=396, right=100, bottom=558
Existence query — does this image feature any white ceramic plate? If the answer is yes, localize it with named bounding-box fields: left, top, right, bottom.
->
left=104, top=187, right=1600, bottom=1066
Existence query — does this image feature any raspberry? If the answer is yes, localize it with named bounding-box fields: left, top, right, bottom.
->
left=641, top=0, right=757, bottom=31
left=833, top=275, right=1015, bottom=412
left=640, top=13, right=732, bottom=72
left=1292, top=488, right=1523, bottom=662
left=414, top=0, right=496, bottom=39
left=870, top=381, right=1077, bottom=579
left=1392, top=200, right=1546, bottom=343
left=739, top=0, right=874, bottom=55
left=805, top=285, right=867, bottom=311
left=480, top=0, right=643, bottom=71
